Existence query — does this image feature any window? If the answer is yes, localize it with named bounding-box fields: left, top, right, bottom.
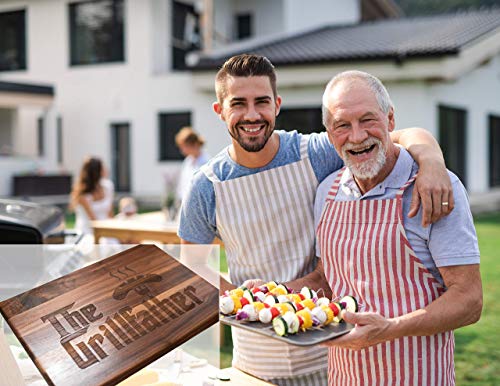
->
left=111, top=123, right=131, bottom=192
left=158, top=112, right=191, bottom=161
left=57, top=116, right=63, bottom=164
left=69, top=0, right=124, bottom=65
left=439, top=105, right=467, bottom=187
left=171, top=0, right=201, bottom=70
left=489, top=115, right=500, bottom=187
left=276, top=108, right=323, bottom=135
left=37, top=117, right=44, bottom=156
left=0, top=9, right=26, bottom=71
left=235, top=13, right=252, bottom=40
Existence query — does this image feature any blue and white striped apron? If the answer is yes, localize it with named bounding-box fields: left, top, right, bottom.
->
left=204, top=135, right=328, bottom=385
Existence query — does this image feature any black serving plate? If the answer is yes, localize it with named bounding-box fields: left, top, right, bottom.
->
left=220, top=314, right=354, bottom=346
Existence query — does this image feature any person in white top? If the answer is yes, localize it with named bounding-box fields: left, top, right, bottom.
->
left=175, top=126, right=210, bottom=205
left=69, top=156, right=114, bottom=236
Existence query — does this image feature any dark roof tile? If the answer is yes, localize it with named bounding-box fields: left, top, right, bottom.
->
left=192, top=8, right=500, bottom=69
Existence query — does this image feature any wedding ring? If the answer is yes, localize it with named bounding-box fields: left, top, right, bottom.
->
left=441, top=202, right=449, bottom=206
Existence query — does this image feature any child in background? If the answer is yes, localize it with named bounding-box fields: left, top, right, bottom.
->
left=115, top=197, right=139, bottom=220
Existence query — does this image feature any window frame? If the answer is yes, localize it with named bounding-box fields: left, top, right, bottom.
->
left=158, top=111, right=191, bottom=161
left=68, top=0, right=125, bottom=66
left=110, top=122, right=131, bottom=192
left=37, top=116, right=44, bottom=157
left=438, top=104, right=467, bottom=187
left=0, top=9, right=27, bottom=72
left=489, top=114, right=500, bottom=188
left=171, top=0, right=201, bottom=71
left=57, top=116, right=63, bottom=165
left=235, top=13, right=253, bottom=40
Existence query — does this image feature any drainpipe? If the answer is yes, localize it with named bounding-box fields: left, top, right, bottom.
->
left=202, top=0, right=213, bottom=52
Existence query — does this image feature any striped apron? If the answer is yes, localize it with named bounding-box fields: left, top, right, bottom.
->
left=317, top=167, right=455, bottom=386
left=203, top=136, right=328, bottom=385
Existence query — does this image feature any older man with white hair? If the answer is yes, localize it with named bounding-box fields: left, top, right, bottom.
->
left=315, top=71, right=482, bottom=385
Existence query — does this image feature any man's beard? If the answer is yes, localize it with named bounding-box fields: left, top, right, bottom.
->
left=342, top=137, right=386, bottom=179
left=229, top=120, right=273, bottom=152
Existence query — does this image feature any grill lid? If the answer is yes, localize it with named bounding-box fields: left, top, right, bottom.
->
left=0, top=199, right=64, bottom=242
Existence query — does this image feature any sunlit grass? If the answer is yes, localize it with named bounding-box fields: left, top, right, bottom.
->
left=454, top=212, right=500, bottom=384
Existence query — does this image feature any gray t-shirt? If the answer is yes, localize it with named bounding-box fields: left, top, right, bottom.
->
left=178, top=130, right=343, bottom=244
left=314, top=147, right=480, bottom=286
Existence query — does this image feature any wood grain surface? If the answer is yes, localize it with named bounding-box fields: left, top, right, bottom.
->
left=0, top=244, right=219, bottom=386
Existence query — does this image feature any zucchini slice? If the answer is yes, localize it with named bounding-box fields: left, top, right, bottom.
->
left=339, top=295, right=358, bottom=312
left=300, top=286, right=314, bottom=299
left=243, top=288, right=255, bottom=303
left=273, top=316, right=288, bottom=336
left=276, top=283, right=290, bottom=294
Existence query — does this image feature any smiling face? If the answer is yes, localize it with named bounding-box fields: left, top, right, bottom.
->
left=213, top=75, right=281, bottom=154
left=324, top=79, right=397, bottom=184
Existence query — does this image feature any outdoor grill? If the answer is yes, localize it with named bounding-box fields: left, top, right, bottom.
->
left=0, top=199, right=77, bottom=244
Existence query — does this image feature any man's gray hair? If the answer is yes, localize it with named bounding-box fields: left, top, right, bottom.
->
left=322, top=70, right=394, bottom=129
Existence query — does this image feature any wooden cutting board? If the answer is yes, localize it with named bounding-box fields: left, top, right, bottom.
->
left=0, top=244, right=219, bottom=386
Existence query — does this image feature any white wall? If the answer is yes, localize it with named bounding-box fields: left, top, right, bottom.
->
left=0, top=156, right=38, bottom=196
left=283, top=0, right=359, bottom=33
left=429, top=55, right=500, bottom=193
left=386, top=82, right=435, bottom=136
left=213, top=0, right=285, bottom=45
left=237, top=0, right=284, bottom=39
left=212, top=0, right=359, bottom=47
left=14, top=106, right=39, bottom=157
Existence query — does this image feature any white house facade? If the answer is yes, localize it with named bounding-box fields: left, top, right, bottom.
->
left=1, top=0, right=393, bottom=198
left=1, top=0, right=499, bottom=202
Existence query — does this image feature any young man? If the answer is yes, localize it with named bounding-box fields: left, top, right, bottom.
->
left=316, top=70, right=482, bottom=385
left=179, top=54, right=453, bottom=385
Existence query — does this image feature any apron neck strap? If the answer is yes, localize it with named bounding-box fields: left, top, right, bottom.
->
left=201, top=163, right=220, bottom=183
left=299, top=135, right=309, bottom=159
left=396, top=173, right=418, bottom=197
left=326, top=166, right=347, bottom=200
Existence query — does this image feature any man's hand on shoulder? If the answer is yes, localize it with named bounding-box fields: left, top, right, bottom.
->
left=409, top=154, right=454, bottom=227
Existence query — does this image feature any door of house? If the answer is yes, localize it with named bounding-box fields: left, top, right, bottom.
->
left=111, top=122, right=131, bottom=192
left=439, top=105, right=467, bottom=187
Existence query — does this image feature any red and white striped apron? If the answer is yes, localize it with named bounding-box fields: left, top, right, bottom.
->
left=317, top=167, right=455, bottom=386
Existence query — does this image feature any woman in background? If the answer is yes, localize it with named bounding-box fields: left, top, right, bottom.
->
left=69, top=156, right=114, bottom=237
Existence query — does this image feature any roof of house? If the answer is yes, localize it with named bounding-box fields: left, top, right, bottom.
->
left=191, top=8, right=500, bottom=70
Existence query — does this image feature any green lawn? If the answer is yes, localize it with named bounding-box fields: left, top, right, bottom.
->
left=454, top=212, right=500, bottom=385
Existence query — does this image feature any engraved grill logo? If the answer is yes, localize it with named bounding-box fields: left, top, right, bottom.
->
left=40, top=265, right=203, bottom=369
